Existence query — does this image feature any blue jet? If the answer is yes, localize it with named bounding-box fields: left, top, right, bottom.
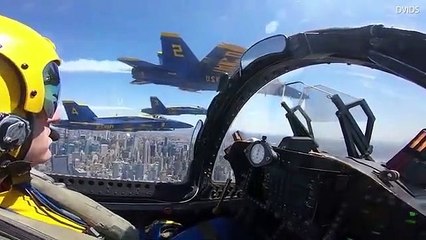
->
left=141, top=96, right=207, bottom=116
left=118, top=32, right=245, bottom=92
left=53, top=101, right=193, bottom=132
left=118, top=32, right=304, bottom=98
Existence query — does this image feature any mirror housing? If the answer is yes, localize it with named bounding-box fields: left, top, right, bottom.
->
left=240, top=34, right=288, bottom=70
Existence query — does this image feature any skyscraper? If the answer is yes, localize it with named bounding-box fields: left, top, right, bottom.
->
left=51, top=155, right=70, bottom=175
left=144, top=140, right=151, bottom=164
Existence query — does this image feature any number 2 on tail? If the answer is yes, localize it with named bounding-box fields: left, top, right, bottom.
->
left=172, top=44, right=184, bottom=57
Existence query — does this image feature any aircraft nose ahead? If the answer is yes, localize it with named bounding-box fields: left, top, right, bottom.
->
left=165, top=119, right=193, bottom=129
left=181, top=122, right=193, bottom=128
left=173, top=121, right=193, bottom=128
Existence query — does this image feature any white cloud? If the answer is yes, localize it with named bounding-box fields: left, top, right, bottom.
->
left=345, top=71, right=377, bottom=89
left=60, top=59, right=132, bottom=73
left=347, top=72, right=376, bottom=80
left=361, top=79, right=374, bottom=89
left=265, top=20, right=279, bottom=34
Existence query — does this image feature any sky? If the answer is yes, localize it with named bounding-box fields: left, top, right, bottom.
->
left=0, top=0, right=425, bottom=150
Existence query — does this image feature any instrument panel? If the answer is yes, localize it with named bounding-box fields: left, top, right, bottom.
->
left=243, top=146, right=346, bottom=239
left=226, top=137, right=426, bottom=240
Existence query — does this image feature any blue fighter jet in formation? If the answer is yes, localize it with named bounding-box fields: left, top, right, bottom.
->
left=118, top=32, right=245, bottom=92
left=53, top=101, right=193, bottom=132
left=141, top=96, right=207, bottom=116
left=118, top=32, right=305, bottom=98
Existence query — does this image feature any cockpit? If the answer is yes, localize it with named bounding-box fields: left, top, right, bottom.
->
left=10, top=25, right=425, bottom=240
left=212, top=64, right=426, bottom=183
left=195, top=28, right=426, bottom=240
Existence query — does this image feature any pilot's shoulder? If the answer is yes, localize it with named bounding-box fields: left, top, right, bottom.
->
left=29, top=170, right=140, bottom=240
left=30, top=169, right=66, bottom=188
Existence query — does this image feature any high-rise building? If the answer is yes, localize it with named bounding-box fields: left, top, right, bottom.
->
left=50, top=142, right=59, bottom=155
left=121, top=162, right=131, bottom=180
left=134, top=161, right=144, bottom=180
left=67, top=143, right=75, bottom=154
left=150, top=143, right=156, bottom=157
left=112, top=161, right=120, bottom=179
left=51, top=155, right=70, bottom=175
left=144, top=140, right=151, bottom=164
left=100, top=144, right=109, bottom=156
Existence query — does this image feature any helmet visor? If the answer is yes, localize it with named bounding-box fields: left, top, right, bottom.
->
left=42, top=62, right=60, bottom=118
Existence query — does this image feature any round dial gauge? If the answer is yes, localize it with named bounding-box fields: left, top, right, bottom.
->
left=250, top=143, right=265, bottom=164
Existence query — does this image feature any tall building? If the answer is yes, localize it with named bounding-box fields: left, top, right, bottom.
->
left=115, top=142, right=120, bottom=158
left=100, top=144, right=109, bottom=156
left=67, top=143, right=75, bottom=154
left=112, top=161, right=120, bottom=179
left=51, top=155, right=70, bottom=175
left=150, top=143, right=156, bottom=157
left=144, top=140, right=151, bottom=164
left=132, top=137, right=139, bottom=161
left=50, top=142, right=59, bottom=155
left=134, top=161, right=144, bottom=180
left=121, top=162, right=131, bottom=180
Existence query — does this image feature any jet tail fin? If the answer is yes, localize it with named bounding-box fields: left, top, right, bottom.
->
left=160, top=32, right=199, bottom=72
left=62, top=100, right=97, bottom=122
left=150, top=97, right=168, bottom=114
left=201, top=43, right=245, bottom=75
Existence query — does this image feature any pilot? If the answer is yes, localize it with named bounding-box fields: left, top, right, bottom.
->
left=0, top=15, right=139, bottom=239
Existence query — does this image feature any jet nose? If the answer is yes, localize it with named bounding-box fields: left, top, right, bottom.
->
left=165, top=119, right=193, bottom=129
left=176, top=121, right=193, bottom=128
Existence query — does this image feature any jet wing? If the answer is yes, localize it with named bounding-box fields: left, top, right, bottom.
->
left=202, top=43, right=246, bottom=75
left=117, top=57, right=158, bottom=68
left=178, top=87, right=200, bottom=92
left=130, top=79, right=150, bottom=85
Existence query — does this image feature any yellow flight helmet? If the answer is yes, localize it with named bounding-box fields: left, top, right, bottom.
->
left=0, top=15, right=61, bottom=157
left=0, top=15, right=61, bottom=118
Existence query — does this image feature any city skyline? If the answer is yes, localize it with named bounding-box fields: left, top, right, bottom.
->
left=38, top=129, right=197, bottom=182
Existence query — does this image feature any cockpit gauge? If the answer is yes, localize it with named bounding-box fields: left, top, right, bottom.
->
left=250, top=143, right=265, bottom=164
left=244, top=136, right=278, bottom=167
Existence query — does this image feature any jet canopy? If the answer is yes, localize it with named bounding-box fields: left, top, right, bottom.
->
left=214, top=78, right=381, bottom=166
left=198, top=25, right=426, bottom=190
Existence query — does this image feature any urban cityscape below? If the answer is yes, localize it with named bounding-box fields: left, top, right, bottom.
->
left=36, top=124, right=404, bottom=184
left=36, top=128, right=234, bottom=183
